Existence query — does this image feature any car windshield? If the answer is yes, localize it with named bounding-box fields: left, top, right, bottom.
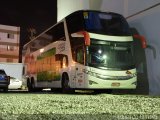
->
left=0, top=70, right=6, bottom=75
left=86, top=39, right=135, bottom=70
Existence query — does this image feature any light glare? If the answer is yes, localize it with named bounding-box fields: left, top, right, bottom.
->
left=40, top=49, right=44, bottom=53
left=98, top=50, right=102, bottom=54
left=103, top=55, right=107, bottom=59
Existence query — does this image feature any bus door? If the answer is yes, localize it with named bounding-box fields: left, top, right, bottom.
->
left=75, top=46, right=85, bottom=88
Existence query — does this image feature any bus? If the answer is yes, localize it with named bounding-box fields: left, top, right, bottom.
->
left=23, top=10, right=145, bottom=93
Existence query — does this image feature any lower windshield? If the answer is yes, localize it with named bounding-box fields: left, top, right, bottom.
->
left=86, top=39, right=135, bottom=70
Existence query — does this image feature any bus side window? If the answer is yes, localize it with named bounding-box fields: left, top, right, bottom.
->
left=70, top=36, right=85, bottom=63
left=76, top=46, right=84, bottom=64
left=55, top=54, right=68, bottom=68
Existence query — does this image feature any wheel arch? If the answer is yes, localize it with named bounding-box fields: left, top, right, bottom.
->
left=62, top=72, right=69, bottom=81
left=61, top=72, right=69, bottom=86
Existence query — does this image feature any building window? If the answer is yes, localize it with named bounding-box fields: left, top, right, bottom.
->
left=7, top=46, right=14, bottom=51
left=7, top=33, right=14, bottom=39
left=7, top=58, right=13, bottom=62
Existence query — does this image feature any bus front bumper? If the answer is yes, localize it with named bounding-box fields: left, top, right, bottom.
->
left=86, top=76, right=137, bottom=89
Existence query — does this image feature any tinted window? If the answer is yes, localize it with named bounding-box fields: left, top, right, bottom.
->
left=84, top=12, right=131, bottom=36
left=66, top=12, right=84, bottom=34
left=46, top=22, right=65, bottom=41
left=66, top=11, right=131, bottom=36
left=70, top=37, right=85, bottom=64
left=29, top=22, right=65, bottom=52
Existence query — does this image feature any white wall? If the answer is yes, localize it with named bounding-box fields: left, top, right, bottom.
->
left=89, top=0, right=102, bottom=10
left=101, top=0, right=124, bottom=15
left=127, top=2, right=160, bottom=95
left=57, top=0, right=107, bottom=22
left=57, top=0, right=89, bottom=22
left=127, top=0, right=160, bottom=16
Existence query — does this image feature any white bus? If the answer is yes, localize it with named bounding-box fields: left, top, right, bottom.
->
left=23, top=10, right=144, bottom=93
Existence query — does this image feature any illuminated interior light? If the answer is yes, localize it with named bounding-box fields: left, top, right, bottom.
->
left=40, top=48, right=44, bottom=53
left=102, top=55, right=107, bottom=59
left=98, top=49, right=102, bottom=54
left=7, top=46, right=10, bottom=50
left=63, top=63, right=66, bottom=68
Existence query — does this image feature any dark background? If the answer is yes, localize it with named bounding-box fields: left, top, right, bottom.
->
left=0, top=0, right=57, bottom=45
left=0, top=0, right=57, bottom=62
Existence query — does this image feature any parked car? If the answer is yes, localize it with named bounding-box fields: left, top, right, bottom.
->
left=9, top=77, right=22, bottom=89
left=0, top=69, right=10, bottom=92
left=0, top=63, right=24, bottom=90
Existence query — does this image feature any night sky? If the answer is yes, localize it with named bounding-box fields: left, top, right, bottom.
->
left=0, top=0, right=57, bottom=45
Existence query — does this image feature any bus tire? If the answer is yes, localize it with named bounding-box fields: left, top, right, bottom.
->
left=27, top=78, right=32, bottom=92
left=62, top=73, right=74, bottom=94
left=94, top=89, right=112, bottom=94
left=51, top=88, right=61, bottom=93
left=27, top=78, right=36, bottom=92
left=31, top=78, right=37, bottom=92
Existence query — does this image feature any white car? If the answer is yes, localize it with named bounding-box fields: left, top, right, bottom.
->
left=8, top=77, right=22, bottom=89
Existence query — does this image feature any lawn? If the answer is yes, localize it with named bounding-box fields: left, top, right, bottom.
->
left=0, top=92, right=159, bottom=120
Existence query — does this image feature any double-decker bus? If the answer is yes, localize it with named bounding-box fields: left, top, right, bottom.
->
left=23, top=10, right=142, bottom=93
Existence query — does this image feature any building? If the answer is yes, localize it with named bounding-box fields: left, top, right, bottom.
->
left=0, top=24, right=20, bottom=63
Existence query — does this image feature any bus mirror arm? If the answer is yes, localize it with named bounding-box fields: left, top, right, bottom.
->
left=84, top=32, right=90, bottom=46
left=146, top=45, right=157, bottom=59
left=133, top=35, right=147, bottom=49
left=78, top=31, right=90, bottom=46
left=133, top=35, right=156, bottom=59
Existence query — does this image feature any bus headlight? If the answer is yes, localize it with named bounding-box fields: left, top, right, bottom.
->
left=83, top=70, right=136, bottom=80
left=89, top=80, right=98, bottom=85
left=130, top=73, right=137, bottom=77
left=132, top=81, right=137, bottom=85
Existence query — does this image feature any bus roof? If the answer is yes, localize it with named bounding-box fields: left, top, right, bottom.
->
left=24, top=10, right=123, bottom=46
left=66, top=10, right=122, bottom=18
left=23, top=10, right=124, bottom=51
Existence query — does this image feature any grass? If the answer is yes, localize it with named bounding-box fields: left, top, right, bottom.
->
left=0, top=92, right=159, bottom=119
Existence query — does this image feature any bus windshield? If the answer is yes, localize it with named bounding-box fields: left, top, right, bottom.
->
left=86, top=39, right=135, bottom=70
left=84, top=11, right=131, bottom=36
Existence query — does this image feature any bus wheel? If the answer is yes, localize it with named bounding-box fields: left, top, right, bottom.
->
left=51, top=88, right=61, bottom=93
left=27, top=78, right=36, bottom=92
left=31, top=79, right=37, bottom=92
left=27, top=79, right=32, bottom=92
left=62, top=74, right=74, bottom=94
left=94, top=89, right=112, bottom=94
left=106, top=89, right=112, bottom=94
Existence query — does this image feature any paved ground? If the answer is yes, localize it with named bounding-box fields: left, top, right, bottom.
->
left=0, top=90, right=159, bottom=120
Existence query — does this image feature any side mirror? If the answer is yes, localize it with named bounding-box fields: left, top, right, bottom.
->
left=74, top=31, right=90, bottom=46
left=82, top=31, right=90, bottom=46
left=133, top=35, right=147, bottom=49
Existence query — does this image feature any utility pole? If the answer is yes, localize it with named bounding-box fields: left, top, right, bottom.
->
left=27, top=28, right=37, bottom=40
